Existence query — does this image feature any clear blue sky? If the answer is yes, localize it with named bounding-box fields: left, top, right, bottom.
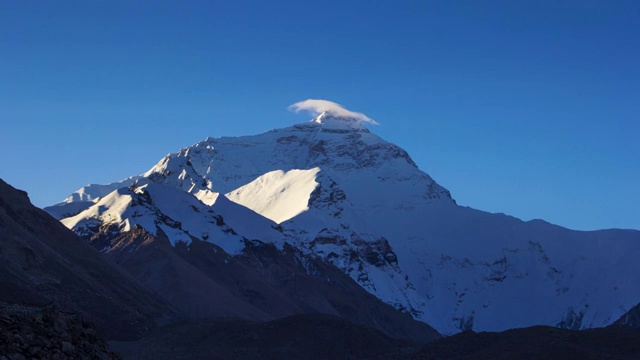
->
left=1, top=1, right=638, bottom=230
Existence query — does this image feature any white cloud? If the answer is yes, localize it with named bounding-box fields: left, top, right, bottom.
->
left=288, top=99, right=378, bottom=125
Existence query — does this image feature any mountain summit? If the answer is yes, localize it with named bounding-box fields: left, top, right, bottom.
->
left=311, top=111, right=368, bottom=129
left=289, top=99, right=378, bottom=125
left=47, top=102, right=640, bottom=335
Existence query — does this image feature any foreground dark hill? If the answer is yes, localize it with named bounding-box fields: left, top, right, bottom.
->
left=401, top=326, right=640, bottom=360
left=111, top=313, right=422, bottom=360
left=112, top=318, right=640, bottom=360
left=0, top=178, right=176, bottom=340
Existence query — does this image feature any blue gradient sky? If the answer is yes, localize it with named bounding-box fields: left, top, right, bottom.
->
left=1, top=1, right=638, bottom=230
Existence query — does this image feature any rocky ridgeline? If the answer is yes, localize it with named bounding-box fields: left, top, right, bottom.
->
left=0, top=304, right=119, bottom=360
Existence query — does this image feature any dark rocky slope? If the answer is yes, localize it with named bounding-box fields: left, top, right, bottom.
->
left=0, top=304, right=119, bottom=359
left=399, top=326, right=640, bottom=360
left=94, top=226, right=440, bottom=344
left=111, top=313, right=422, bottom=360
left=0, top=179, right=176, bottom=340
left=616, top=303, right=640, bottom=328
left=112, top=319, right=640, bottom=360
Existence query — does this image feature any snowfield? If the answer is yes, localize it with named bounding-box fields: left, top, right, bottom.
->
left=227, top=168, right=321, bottom=224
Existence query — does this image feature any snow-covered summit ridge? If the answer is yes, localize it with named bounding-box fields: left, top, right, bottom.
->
left=45, top=108, right=452, bottom=222
left=310, top=111, right=368, bottom=130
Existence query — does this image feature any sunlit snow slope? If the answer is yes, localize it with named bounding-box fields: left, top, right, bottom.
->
left=226, top=168, right=320, bottom=224
left=62, top=182, right=283, bottom=255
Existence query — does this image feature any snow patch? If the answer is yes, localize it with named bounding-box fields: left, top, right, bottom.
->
left=226, top=168, right=321, bottom=224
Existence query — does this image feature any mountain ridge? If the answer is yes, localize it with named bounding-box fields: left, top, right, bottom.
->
left=48, top=115, right=640, bottom=335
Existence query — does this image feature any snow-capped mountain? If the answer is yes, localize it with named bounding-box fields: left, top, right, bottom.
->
left=45, top=161, right=440, bottom=342
left=60, top=181, right=284, bottom=254
left=48, top=104, right=640, bottom=335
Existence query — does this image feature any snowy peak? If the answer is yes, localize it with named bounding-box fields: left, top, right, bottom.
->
left=62, top=182, right=284, bottom=254
left=54, top=115, right=454, bottom=209
left=141, top=146, right=218, bottom=205
left=61, top=176, right=141, bottom=203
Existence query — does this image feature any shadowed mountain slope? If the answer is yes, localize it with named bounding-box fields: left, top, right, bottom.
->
left=0, top=178, right=176, bottom=340
left=94, top=225, right=440, bottom=344
left=617, top=303, right=640, bottom=328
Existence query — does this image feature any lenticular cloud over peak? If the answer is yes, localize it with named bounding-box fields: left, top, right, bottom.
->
left=288, top=99, right=379, bottom=125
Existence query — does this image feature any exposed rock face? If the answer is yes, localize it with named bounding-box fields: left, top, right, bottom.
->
left=0, top=304, right=119, bottom=359
left=90, top=226, right=440, bottom=344
left=0, top=179, right=176, bottom=340
left=616, top=303, right=640, bottom=328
